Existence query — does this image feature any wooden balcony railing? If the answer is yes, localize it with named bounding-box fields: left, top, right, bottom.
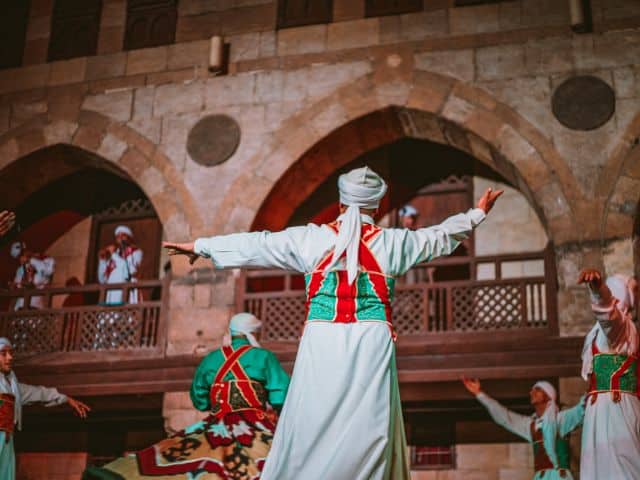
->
left=0, top=278, right=169, bottom=360
left=237, top=248, right=558, bottom=342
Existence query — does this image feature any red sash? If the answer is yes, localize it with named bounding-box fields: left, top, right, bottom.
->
left=209, top=345, right=264, bottom=418
left=0, top=393, right=15, bottom=437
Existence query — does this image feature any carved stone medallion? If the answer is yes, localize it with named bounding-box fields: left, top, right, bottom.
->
left=187, top=114, right=241, bottom=166
left=551, top=75, right=615, bottom=131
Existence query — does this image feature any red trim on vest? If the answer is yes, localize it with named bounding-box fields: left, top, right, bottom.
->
left=0, top=393, right=15, bottom=438
left=214, top=346, right=251, bottom=384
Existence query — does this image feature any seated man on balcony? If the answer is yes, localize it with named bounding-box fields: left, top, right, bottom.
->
left=9, top=241, right=55, bottom=310
left=462, top=377, right=585, bottom=480
left=577, top=269, right=640, bottom=480
left=97, top=225, right=143, bottom=305
left=83, top=312, right=290, bottom=480
left=163, top=166, right=501, bottom=480
left=0, top=337, right=90, bottom=480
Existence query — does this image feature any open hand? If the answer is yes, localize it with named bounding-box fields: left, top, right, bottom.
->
left=0, top=210, right=15, bottom=236
left=477, top=188, right=504, bottom=214
left=67, top=397, right=91, bottom=419
left=462, top=376, right=482, bottom=395
left=577, top=268, right=602, bottom=289
left=163, top=241, right=199, bottom=265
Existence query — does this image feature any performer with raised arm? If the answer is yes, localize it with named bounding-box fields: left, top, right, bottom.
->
left=462, top=377, right=584, bottom=479
left=577, top=268, right=640, bottom=480
left=164, top=166, right=502, bottom=480
left=83, top=312, right=290, bottom=480
left=0, top=338, right=90, bottom=480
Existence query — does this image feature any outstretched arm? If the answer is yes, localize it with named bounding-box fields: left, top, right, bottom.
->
left=462, top=377, right=532, bottom=441
left=19, top=383, right=90, bottom=418
left=391, top=189, right=503, bottom=275
left=558, top=396, right=586, bottom=436
left=165, top=226, right=319, bottom=273
left=577, top=269, right=613, bottom=307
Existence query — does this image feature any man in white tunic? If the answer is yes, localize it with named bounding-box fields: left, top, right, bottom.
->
left=164, top=166, right=502, bottom=480
left=463, top=377, right=584, bottom=479
left=578, top=268, right=640, bottom=480
left=97, top=225, right=143, bottom=305
left=0, top=337, right=90, bottom=480
left=10, top=241, right=55, bottom=310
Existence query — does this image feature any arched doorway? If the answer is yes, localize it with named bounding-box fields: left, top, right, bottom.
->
left=0, top=144, right=167, bottom=358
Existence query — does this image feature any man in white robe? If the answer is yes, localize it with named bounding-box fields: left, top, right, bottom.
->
left=98, top=225, right=143, bottom=305
left=578, top=268, right=640, bottom=480
left=0, top=337, right=90, bottom=480
left=10, top=241, right=55, bottom=310
left=164, top=166, right=502, bottom=480
left=463, top=377, right=584, bottom=479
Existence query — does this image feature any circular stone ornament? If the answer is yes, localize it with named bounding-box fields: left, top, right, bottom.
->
left=551, top=75, right=615, bottom=131
left=187, top=114, right=241, bottom=166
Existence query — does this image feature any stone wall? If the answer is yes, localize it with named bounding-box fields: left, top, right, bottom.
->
left=1, top=0, right=639, bottom=373
left=45, top=217, right=92, bottom=287
left=16, top=452, right=88, bottom=480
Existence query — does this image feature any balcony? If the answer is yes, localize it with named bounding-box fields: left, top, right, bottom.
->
left=0, top=278, right=169, bottom=364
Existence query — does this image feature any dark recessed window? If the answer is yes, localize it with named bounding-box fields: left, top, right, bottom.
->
left=454, top=0, right=506, bottom=5
left=48, top=0, right=102, bottom=61
left=277, top=0, right=333, bottom=29
left=125, top=0, right=178, bottom=51
left=365, top=0, right=423, bottom=18
left=0, top=0, right=30, bottom=69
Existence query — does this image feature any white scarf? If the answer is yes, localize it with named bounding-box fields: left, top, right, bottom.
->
left=532, top=381, right=560, bottom=468
left=326, top=167, right=387, bottom=284
left=222, top=312, right=262, bottom=348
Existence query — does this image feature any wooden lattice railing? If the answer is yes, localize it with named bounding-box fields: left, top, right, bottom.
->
left=237, top=248, right=558, bottom=342
left=0, top=278, right=169, bottom=358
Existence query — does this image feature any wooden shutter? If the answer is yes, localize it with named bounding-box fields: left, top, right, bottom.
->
left=365, top=0, right=423, bottom=17
left=0, top=1, right=30, bottom=69
left=48, top=0, right=102, bottom=61
left=277, top=0, right=333, bottom=29
left=125, top=0, right=177, bottom=51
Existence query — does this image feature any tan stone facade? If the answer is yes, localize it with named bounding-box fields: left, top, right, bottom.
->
left=3, top=0, right=640, bottom=478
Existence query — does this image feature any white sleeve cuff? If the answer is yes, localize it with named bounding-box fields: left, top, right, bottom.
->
left=469, top=208, right=486, bottom=226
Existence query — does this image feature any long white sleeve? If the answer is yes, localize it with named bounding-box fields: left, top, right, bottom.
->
left=128, top=248, right=143, bottom=278
left=19, top=383, right=67, bottom=407
left=387, top=208, right=486, bottom=276
left=194, top=225, right=332, bottom=273
left=30, top=257, right=55, bottom=278
left=557, top=397, right=586, bottom=437
left=476, top=392, right=532, bottom=441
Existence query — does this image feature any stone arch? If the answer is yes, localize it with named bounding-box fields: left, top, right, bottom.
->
left=600, top=111, right=640, bottom=241
left=0, top=110, right=203, bottom=240
left=214, top=66, right=582, bottom=245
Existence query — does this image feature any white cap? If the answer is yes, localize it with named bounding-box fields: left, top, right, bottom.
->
left=0, top=337, right=13, bottom=351
left=114, top=225, right=133, bottom=238
left=9, top=242, right=23, bottom=259
left=399, top=205, right=418, bottom=217
left=532, top=381, right=557, bottom=402
left=223, top=312, right=262, bottom=348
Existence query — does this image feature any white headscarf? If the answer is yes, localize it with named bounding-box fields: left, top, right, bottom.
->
left=326, top=166, right=387, bottom=284
left=223, top=312, right=262, bottom=348
left=0, top=338, right=22, bottom=429
left=10, top=242, right=24, bottom=259
left=114, top=225, right=133, bottom=238
left=582, top=274, right=638, bottom=380
left=532, top=380, right=560, bottom=468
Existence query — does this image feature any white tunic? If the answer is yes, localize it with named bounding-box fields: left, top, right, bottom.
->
left=580, top=293, right=640, bottom=480
left=476, top=393, right=584, bottom=480
left=13, top=256, right=55, bottom=310
left=97, top=247, right=143, bottom=304
left=194, top=208, right=485, bottom=480
left=0, top=372, right=67, bottom=480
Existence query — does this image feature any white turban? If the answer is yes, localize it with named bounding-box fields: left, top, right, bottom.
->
left=533, top=381, right=557, bottom=402
left=327, top=166, right=387, bottom=284
left=0, top=338, right=21, bottom=429
left=114, top=225, right=133, bottom=238
left=10, top=242, right=23, bottom=259
left=399, top=205, right=418, bottom=217
left=223, top=312, right=262, bottom=348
